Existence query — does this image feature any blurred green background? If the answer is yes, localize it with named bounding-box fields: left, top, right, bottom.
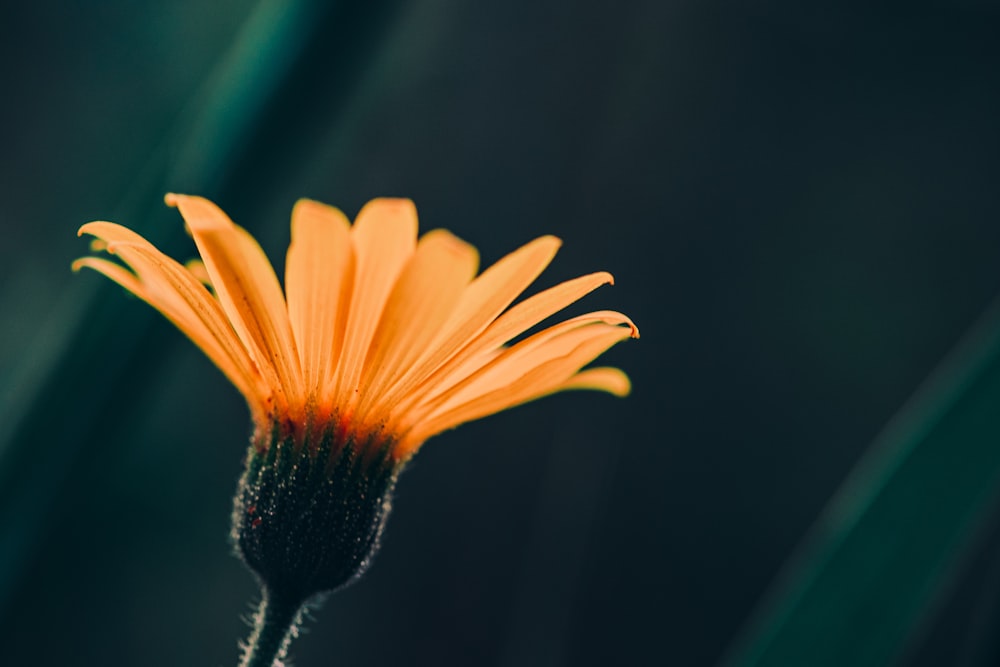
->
left=2, top=1, right=1000, bottom=665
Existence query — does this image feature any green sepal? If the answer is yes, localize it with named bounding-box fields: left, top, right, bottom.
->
left=232, top=427, right=399, bottom=603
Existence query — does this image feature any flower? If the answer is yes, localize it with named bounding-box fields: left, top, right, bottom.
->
left=74, top=194, right=638, bottom=463
left=74, top=194, right=638, bottom=660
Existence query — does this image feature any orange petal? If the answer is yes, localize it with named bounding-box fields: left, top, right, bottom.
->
left=329, top=198, right=417, bottom=408
left=558, top=366, right=632, bottom=397
left=396, top=274, right=626, bottom=408
left=417, top=317, right=635, bottom=416
left=472, top=271, right=616, bottom=351
left=74, top=232, right=266, bottom=419
left=80, top=220, right=157, bottom=246
left=78, top=225, right=249, bottom=373
left=379, top=235, right=561, bottom=410
left=400, top=310, right=637, bottom=414
left=285, top=199, right=353, bottom=399
left=354, top=229, right=478, bottom=421
left=73, top=255, right=144, bottom=295
left=397, top=323, right=634, bottom=456
left=166, top=194, right=303, bottom=409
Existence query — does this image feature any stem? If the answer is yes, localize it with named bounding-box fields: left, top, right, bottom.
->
left=240, top=587, right=305, bottom=667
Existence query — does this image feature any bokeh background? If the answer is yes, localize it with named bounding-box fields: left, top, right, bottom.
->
left=2, top=1, right=1000, bottom=665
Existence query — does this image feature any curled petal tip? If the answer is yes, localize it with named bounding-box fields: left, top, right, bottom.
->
left=77, top=221, right=109, bottom=238
left=77, top=221, right=103, bottom=237
left=610, top=311, right=639, bottom=339
left=606, top=312, right=640, bottom=339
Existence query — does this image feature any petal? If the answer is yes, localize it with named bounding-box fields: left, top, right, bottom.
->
left=74, top=256, right=257, bottom=405
left=354, top=229, right=478, bottom=421
left=472, top=271, right=616, bottom=351
left=73, top=254, right=145, bottom=296
left=558, top=366, right=632, bottom=396
left=166, top=194, right=303, bottom=409
left=78, top=225, right=248, bottom=373
left=416, top=315, right=636, bottom=415
left=329, top=198, right=417, bottom=408
left=395, top=274, right=628, bottom=408
left=378, top=235, right=562, bottom=410
left=79, top=220, right=158, bottom=247
left=285, top=199, right=353, bottom=399
left=396, top=323, right=634, bottom=456
left=401, top=309, right=638, bottom=412
left=74, top=227, right=266, bottom=418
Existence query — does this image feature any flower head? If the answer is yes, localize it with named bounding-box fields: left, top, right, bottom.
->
left=74, top=194, right=638, bottom=463
left=74, top=194, right=638, bottom=616
left=76, top=194, right=638, bottom=662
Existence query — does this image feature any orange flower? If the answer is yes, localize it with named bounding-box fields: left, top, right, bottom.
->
left=76, top=194, right=639, bottom=661
left=74, top=194, right=638, bottom=462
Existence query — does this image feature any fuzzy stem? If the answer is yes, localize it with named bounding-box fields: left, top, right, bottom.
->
left=240, top=587, right=305, bottom=667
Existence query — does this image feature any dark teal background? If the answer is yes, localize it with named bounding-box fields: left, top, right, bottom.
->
left=1, top=1, right=1000, bottom=665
